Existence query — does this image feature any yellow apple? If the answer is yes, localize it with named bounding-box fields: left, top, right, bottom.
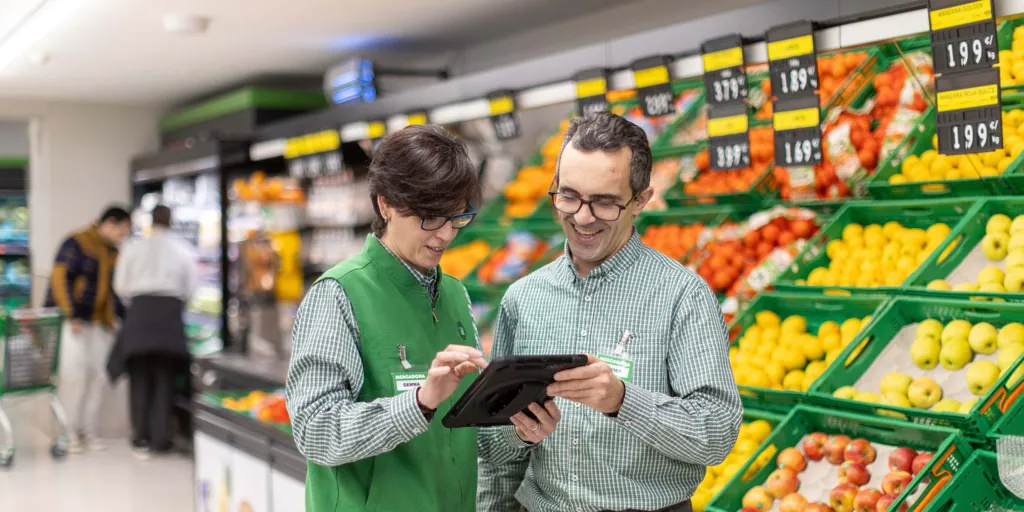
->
left=999, top=322, right=1024, bottom=349
left=927, top=279, right=952, bottom=291
left=959, top=397, right=979, bottom=414
left=880, top=372, right=914, bottom=396
left=969, top=322, right=1000, bottom=355
left=966, top=361, right=1002, bottom=396
left=911, top=337, right=942, bottom=369
left=978, top=266, right=1006, bottom=286
left=981, top=232, right=1010, bottom=261
left=833, top=385, right=859, bottom=399
left=942, top=319, right=973, bottom=344
left=916, top=319, right=944, bottom=342
left=988, top=213, right=1013, bottom=234
left=1005, top=268, right=1024, bottom=293
left=908, top=377, right=943, bottom=409
left=932, top=398, right=962, bottom=413
left=940, top=338, right=974, bottom=370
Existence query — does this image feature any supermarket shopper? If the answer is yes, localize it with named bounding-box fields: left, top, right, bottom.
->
left=45, top=205, right=131, bottom=453
left=477, top=112, right=742, bottom=512
left=286, top=125, right=528, bottom=512
left=108, top=204, right=199, bottom=458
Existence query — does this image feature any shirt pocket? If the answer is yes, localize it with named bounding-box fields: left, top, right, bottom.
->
left=616, top=329, right=672, bottom=395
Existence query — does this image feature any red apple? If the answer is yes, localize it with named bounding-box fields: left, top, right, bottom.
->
left=830, top=483, right=860, bottom=512
left=844, top=438, right=877, bottom=464
left=807, top=504, right=836, bottom=512
left=780, top=493, right=810, bottom=512
left=777, top=447, right=808, bottom=473
left=765, top=468, right=801, bottom=498
left=888, top=447, right=918, bottom=473
left=911, top=452, right=933, bottom=475
left=742, top=485, right=775, bottom=511
left=825, top=435, right=852, bottom=465
left=838, top=461, right=872, bottom=486
left=803, top=432, right=829, bottom=461
left=881, top=470, right=913, bottom=496
left=876, top=494, right=908, bottom=512
left=853, top=488, right=882, bottom=512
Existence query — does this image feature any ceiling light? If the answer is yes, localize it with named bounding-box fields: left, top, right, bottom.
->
left=0, top=0, right=78, bottom=72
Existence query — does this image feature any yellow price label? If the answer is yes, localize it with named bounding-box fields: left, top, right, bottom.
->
left=937, top=83, right=999, bottom=112
left=707, top=114, right=749, bottom=137
left=703, top=47, right=744, bottom=73
left=284, top=130, right=339, bottom=159
left=489, top=96, right=515, bottom=116
left=367, top=121, right=386, bottom=139
left=576, top=77, right=607, bottom=98
left=773, top=107, right=820, bottom=131
left=930, top=0, right=991, bottom=31
left=283, top=138, right=301, bottom=159
left=633, top=66, right=670, bottom=89
left=407, top=113, right=428, bottom=126
left=767, top=35, right=814, bottom=61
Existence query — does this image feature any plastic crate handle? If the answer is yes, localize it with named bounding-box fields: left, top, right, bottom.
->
left=963, top=309, right=1002, bottom=320
left=814, top=302, right=845, bottom=312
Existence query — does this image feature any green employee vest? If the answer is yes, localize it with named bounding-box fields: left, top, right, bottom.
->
left=305, top=235, right=478, bottom=512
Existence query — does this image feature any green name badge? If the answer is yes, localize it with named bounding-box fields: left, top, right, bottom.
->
left=598, top=354, right=634, bottom=383
left=392, top=371, right=427, bottom=394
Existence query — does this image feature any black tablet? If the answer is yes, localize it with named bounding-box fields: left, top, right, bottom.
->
left=441, top=354, right=588, bottom=429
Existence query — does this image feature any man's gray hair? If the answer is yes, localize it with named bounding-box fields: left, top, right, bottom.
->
left=557, top=112, right=653, bottom=195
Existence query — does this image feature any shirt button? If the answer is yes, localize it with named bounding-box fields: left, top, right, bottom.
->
left=580, top=329, right=587, bottom=337
left=572, top=474, right=579, bottom=482
left=575, top=403, right=581, bottom=408
left=572, top=438, right=579, bottom=446
left=585, top=295, right=591, bottom=302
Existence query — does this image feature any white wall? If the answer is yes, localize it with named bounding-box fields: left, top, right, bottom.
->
left=0, top=99, right=161, bottom=446
left=0, top=120, right=29, bottom=156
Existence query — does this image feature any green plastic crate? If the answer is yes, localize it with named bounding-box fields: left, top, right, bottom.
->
left=766, top=198, right=872, bottom=223
left=906, top=197, right=1024, bottom=303
left=926, top=450, right=1024, bottom=511
left=693, top=407, right=786, bottom=510
left=726, top=292, right=888, bottom=413
left=820, top=44, right=890, bottom=114
left=808, top=296, right=1024, bottom=440
left=705, top=405, right=973, bottom=512
left=663, top=161, right=779, bottom=208
left=774, top=198, right=979, bottom=296
left=865, top=107, right=1016, bottom=199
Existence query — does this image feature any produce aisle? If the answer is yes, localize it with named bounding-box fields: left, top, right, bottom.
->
left=191, top=10, right=1024, bottom=512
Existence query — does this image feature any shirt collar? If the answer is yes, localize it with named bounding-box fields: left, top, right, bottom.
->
left=562, top=227, right=643, bottom=281
left=372, top=234, right=437, bottom=291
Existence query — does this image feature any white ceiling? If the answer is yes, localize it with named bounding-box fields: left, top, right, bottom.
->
left=0, top=0, right=633, bottom=106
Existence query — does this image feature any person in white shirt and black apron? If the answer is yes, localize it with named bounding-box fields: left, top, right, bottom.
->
left=108, top=204, right=199, bottom=458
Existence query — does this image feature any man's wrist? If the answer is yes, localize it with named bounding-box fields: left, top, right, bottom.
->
left=605, top=379, right=627, bottom=417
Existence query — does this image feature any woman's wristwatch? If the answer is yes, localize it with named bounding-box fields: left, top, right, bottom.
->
left=415, top=388, right=437, bottom=422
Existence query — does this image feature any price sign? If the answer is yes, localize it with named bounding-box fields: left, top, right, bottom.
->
left=367, top=120, right=387, bottom=139
left=766, top=20, right=819, bottom=99
left=283, top=129, right=343, bottom=178
left=707, top=102, right=751, bottom=170
left=631, top=56, right=676, bottom=117
left=928, top=0, right=998, bottom=75
left=487, top=90, right=520, bottom=140
left=573, top=68, right=610, bottom=117
left=702, top=34, right=748, bottom=107
left=406, top=111, right=429, bottom=126
left=936, top=67, right=1003, bottom=154
left=773, top=95, right=823, bottom=166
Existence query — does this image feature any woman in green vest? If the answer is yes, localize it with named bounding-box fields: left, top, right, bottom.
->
left=286, top=125, right=491, bottom=512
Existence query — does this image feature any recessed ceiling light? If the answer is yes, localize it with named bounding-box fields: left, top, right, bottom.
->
left=162, top=14, right=210, bottom=35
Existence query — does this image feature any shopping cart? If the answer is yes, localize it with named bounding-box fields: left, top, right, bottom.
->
left=0, top=307, right=70, bottom=468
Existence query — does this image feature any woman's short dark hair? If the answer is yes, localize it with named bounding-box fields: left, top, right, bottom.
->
left=368, top=124, right=480, bottom=236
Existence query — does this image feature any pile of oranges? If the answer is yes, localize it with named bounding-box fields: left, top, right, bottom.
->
left=684, top=126, right=776, bottom=199
left=870, top=61, right=930, bottom=127
left=817, top=51, right=870, bottom=107
left=439, top=240, right=492, bottom=280
left=502, top=120, right=569, bottom=218
left=640, top=223, right=706, bottom=262
left=775, top=112, right=880, bottom=201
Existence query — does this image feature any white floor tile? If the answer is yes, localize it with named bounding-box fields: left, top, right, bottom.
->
left=0, top=440, right=193, bottom=512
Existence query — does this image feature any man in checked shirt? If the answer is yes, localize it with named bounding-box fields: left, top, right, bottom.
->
left=477, top=112, right=742, bottom=512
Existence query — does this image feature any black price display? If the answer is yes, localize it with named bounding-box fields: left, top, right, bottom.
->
left=928, top=0, right=998, bottom=75
left=707, top=103, right=751, bottom=171
left=284, top=130, right=343, bottom=178
left=936, top=68, right=1003, bottom=155
left=773, top=96, right=823, bottom=167
left=631, top=56, right=676, bottom=117
left=702, top=34, right=748, bottom=107
left=488, top=91, right=521, bottom=141
left=766, top=21, right=819, bottom=99
left=573, top=68, right=610, bottom=117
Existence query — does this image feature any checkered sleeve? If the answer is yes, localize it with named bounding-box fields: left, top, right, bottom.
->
left=615, top=277, right=742, bottom=467
left=477, top=291, right=534, bottom=512
left=286, top=280, right=430, bottom=467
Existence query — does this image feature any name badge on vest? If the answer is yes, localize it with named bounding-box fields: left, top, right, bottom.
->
left=598, top=330, right=635, bottom=383
left=392, top=344, right=427, bottom=394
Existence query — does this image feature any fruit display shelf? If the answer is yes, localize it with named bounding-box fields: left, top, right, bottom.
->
left=460, top=225, right=563, bottom=306
left=691, top=408, right=786, bottom=512
left=199, top=389, right=292, bottom=436
left=648, top=77, right=708, bottom=154
left=925, top=450, right=1024, bottom=512
left=636, top=205, right=737, bottom=267
left=809, top=296, right=1024, bottom=441
left=998, top=15, right=1024, bottom=91
left=906, top=197, right=1024, bottom=303
left=727, top=292, right=888, bottom=413
left=706, top=405, right=972, bottom=512
left=773, top=198, right=977, bottom=296
left=441, top=224, right=514, bottom=312
left=663, top=126, right=779, bottom=208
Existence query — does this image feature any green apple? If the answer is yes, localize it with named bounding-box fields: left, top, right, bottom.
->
left=977, top=266, right=1006, bottom=286
left=941, top=319, right=973, bottom=344
left=998, top=344, right=1024, bottom=371
left=987, top=213, right=1013, bottom=234
left=880, top=372, right=914, bottom=396
left=911, top=337, right=942, bottom=369
left=968, top=322, right=999, bottom=355
left=882, top=391, right=912, bottom=408
left=981, top=232, right=1010, bottom=261
left=916, top=319, right=944, bottom=343
left=966, top=361, right=1002, bottom=396
left=854, top=391, right=881, bottom=403
left=908, top=377, right=943, bottom=409
left=1007, top=251, right=1024, bottom=272
left=931, top=398, right=962, bottom=413
left=927, top=279, right=952, bottom=291
left=1004, top=268, right=1024, bottom=293
left=959, top=397, right=979, bottom=414
left=998, top=322, right=1024, bottom=349
left=1010, top=234, right=1024, bottom=253
left=940, top=338, right=975, bottom=370
left=1011, top=215, right=1024, bottom=236
left=833, top=386, right=859, bottom=400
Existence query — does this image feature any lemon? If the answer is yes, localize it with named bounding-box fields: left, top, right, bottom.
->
left=783, top=370, right=806, bottom=391
left=983, top=151, right=1003, bottom=167
left=883, top=221, right=905, bottom=240
left=826, top=239, right=849, bottom=260
left=841, top=318, right=863, bottom=340
left=826, top=349, right=843, bottom=365
left=765, top=361, right=787, bottom=386
left=889, top=174, right=908, bottom=184
left=747, top=420, right=772, bottom=443
left=754, top=310, right=781, bottom=328
left=802, top=336, right=826, bottom=361
left=998, top=157, right=1015, bottom=173
left=842, top=223, right=864, bottom=241
left=901, top=155, right=920, bottom=173
left=818, top=320, right=840, bottom=337
left=821, top=332, right=842, bottom=353
left=781, top=315, right=808, bottom=335
left=926, top=223, right=950, bottom=242
left=920, top=150, right=938, bottom=167
left=734, top=438, right=760, bottom=456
